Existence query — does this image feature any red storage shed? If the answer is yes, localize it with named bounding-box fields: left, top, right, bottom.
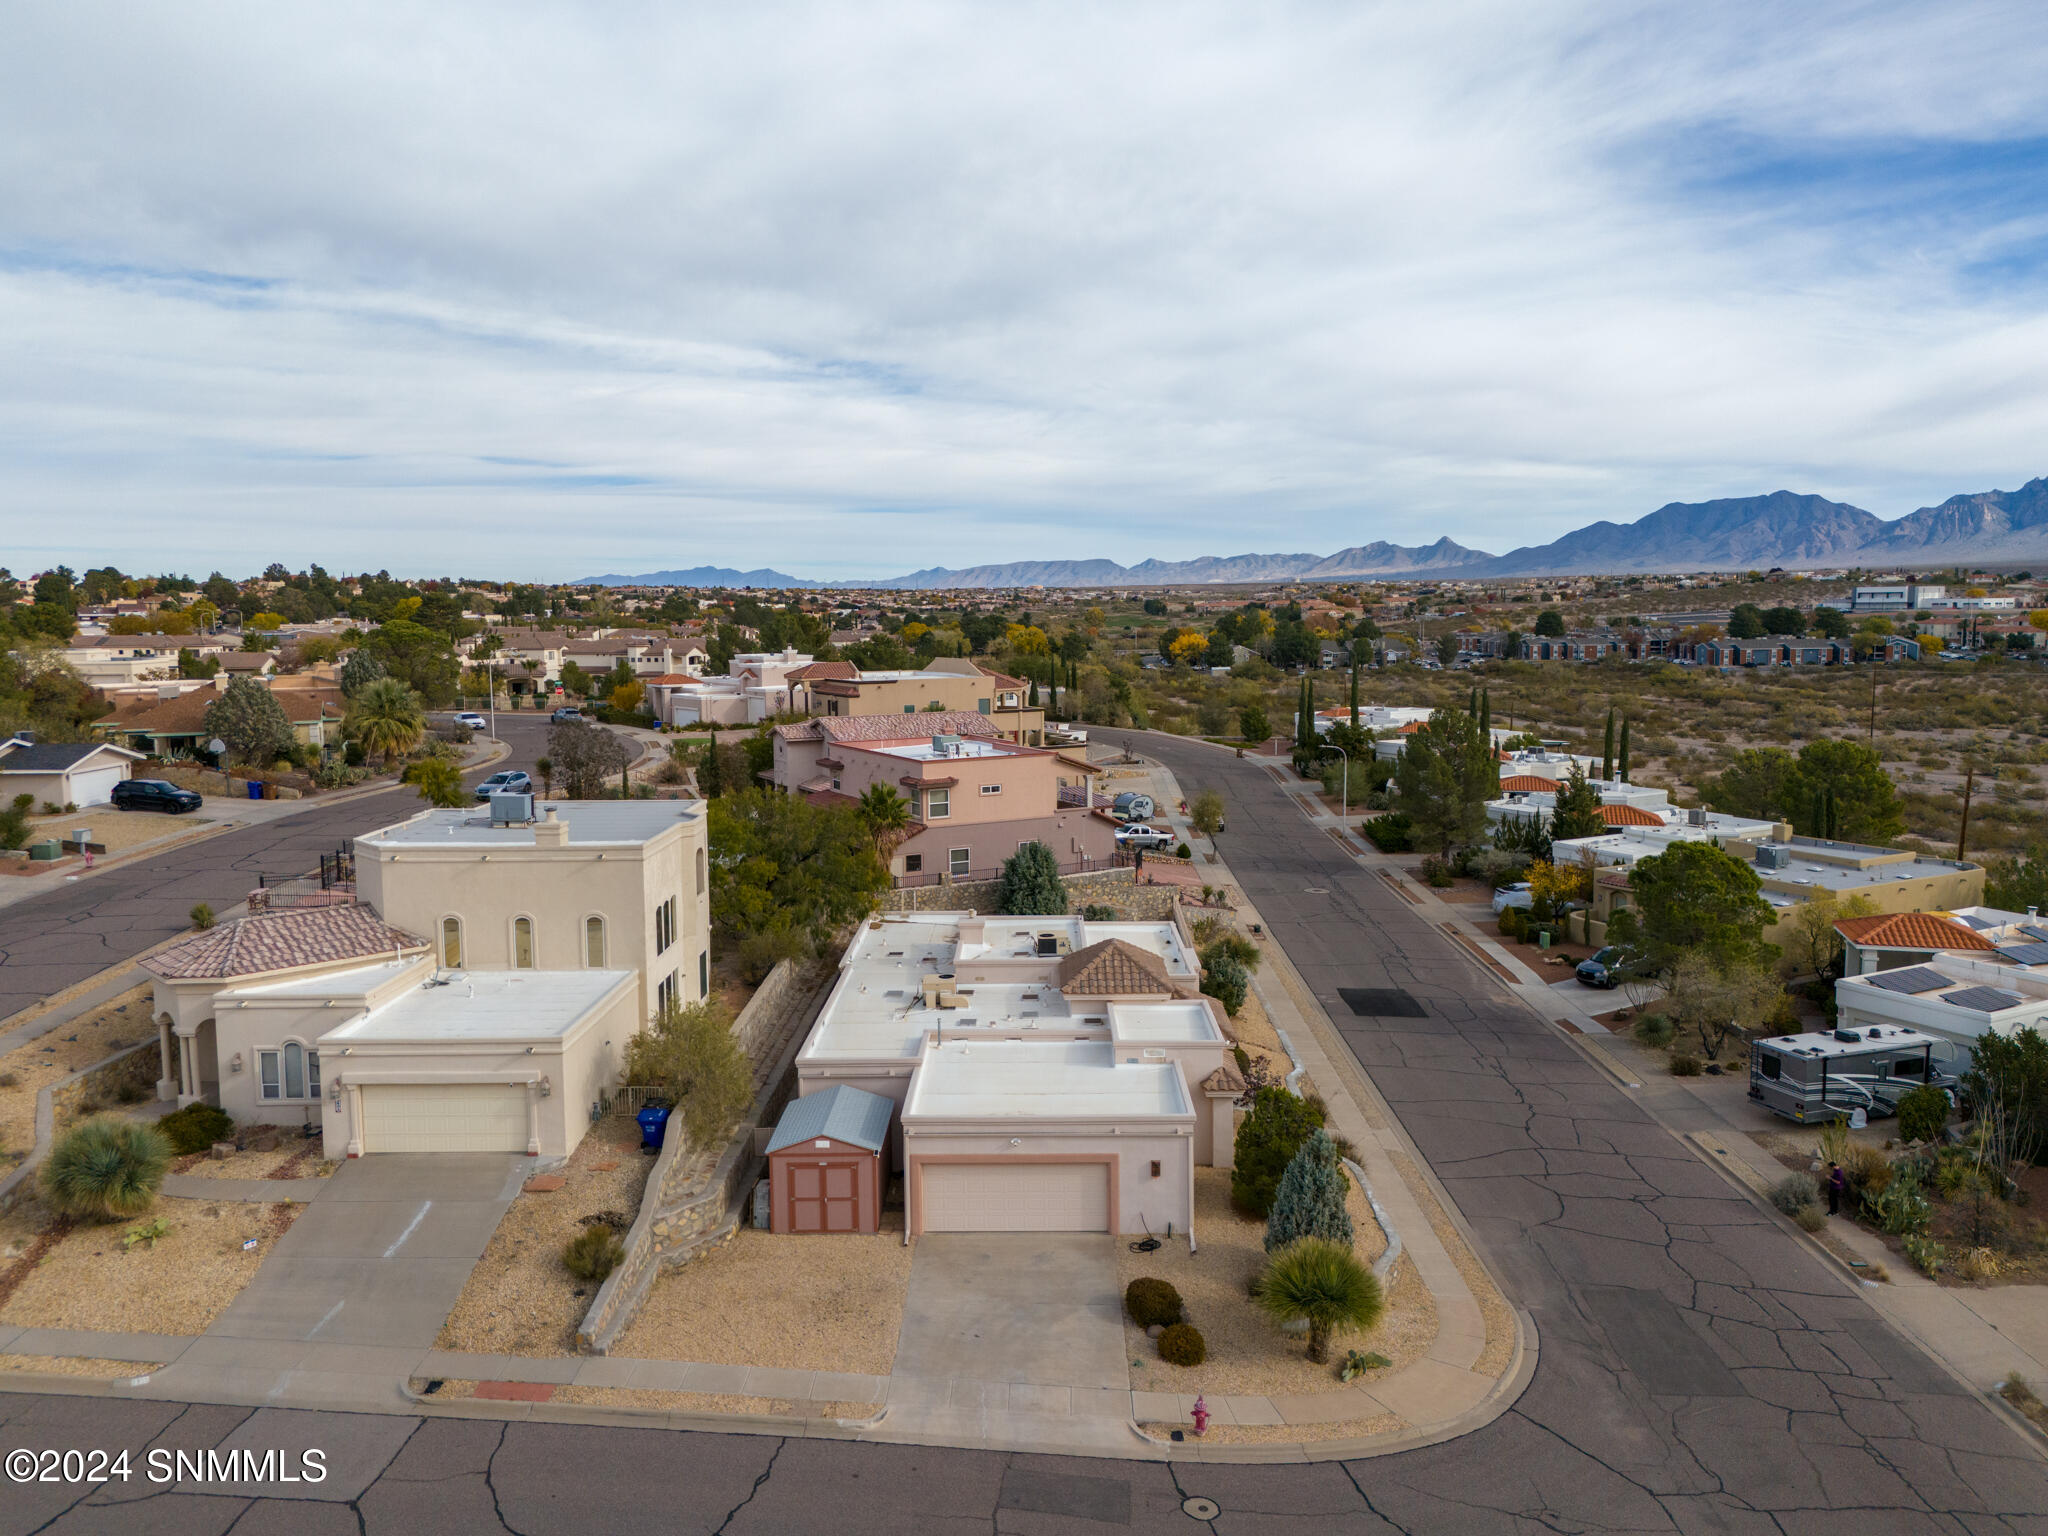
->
left=766, top=1084, right=892, bottom=1234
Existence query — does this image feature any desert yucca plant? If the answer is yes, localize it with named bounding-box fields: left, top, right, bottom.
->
left=40, top=1116, right=172, bottom=1219
left=1254, top=1237, right=1384, bottom=1364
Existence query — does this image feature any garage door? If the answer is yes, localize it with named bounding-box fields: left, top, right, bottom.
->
left=361, top=1083, right=528, bottom=1153
left=69, top=766, right=126, bottom=808
left=921, top=1162, right=1109, bottom=1233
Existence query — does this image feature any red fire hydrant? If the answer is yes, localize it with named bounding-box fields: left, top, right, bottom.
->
left=1191, top=1395, right=1210, bottom=1436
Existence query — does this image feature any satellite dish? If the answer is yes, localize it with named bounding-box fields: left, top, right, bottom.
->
left=207, top=738, right=228, bottom=756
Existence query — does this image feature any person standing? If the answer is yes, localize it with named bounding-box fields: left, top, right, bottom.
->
left=1826, top=1161, right=1845, bottom=1217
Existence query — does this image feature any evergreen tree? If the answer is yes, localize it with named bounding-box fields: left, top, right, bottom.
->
left=1265, top=1129, right=1354, bottom=1253
left=1231, top=1087, right=1326, bottom=1217
left=1478, top=688, right=1491, bottom=745
left=339, top=646, right=386, bottom=698
left=698, top=725, right=722, bottom=797
left=1468, top=686, right=1478, bottom=718
left=1349, top=655, right=1360, bottom=726
left=1548, top=762, right=1606, bottom=843
left=996, top=841, right=1067, bottom=915
left=204, top=677, right=296, bottom=768
left=1618, top=717, right=1631, bottom=781
left=1602, top=707, right=1615, bottom=781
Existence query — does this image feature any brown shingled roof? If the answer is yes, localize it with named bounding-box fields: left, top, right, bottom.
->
left=1056, top=938, right=1175, bottom=997
left=142, top=905, right=428, bottom=981
left=1834, top=912, right=1995, bottom=952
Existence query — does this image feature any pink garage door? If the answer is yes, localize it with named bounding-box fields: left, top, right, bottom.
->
left=921, top=1162, right=1109, bottom=1232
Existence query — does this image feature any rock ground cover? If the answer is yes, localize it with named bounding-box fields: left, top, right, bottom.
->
left=0, top=984, right=154, bottom=1163
left=0, top=1355, right=162, bottom=1378
left=28, top=811, right=217, bottom=857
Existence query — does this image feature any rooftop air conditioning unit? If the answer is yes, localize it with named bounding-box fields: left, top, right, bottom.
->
left=1687, top=808, right=1708, bottom=827
left=1756, top=845, right=1790, bottom=870
left=490, top=792, right=534, bottom=825
left=931, top=733, right=961, bottom=757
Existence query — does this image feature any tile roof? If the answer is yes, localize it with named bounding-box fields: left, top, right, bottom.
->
left=766, top=1083, right=893, bottom=1155
left=776, top=712, right=1002, bottom=745
left=96, top=689, right=217, bottom=737
left=1199, top=1062, right=1246, bottom=1095
left=788, top=660, right=859, bottom=682
left=1834, top=912, right=1996, bottom=952
left=1497, top=774, right=1558, bottom=793
left=1057, top=938, right=1177, bottom=997
left=142, top=905, right=428, bottom=981
left=1598, top=804, right=1667, bottom=827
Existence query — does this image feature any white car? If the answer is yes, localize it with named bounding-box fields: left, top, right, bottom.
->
left=1491, top=882, right=1533, bottom=915
left=1115, top=823, right=1177, bottom=851
left=453, top=711, right=488, bottom=731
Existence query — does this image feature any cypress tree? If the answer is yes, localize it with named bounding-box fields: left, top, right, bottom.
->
left=1349, top=655, right=1360, bottom=726
left=1468, top=685, right=1478, bottom=718
left=1602, top=707, right=1615, bottom=781
left=1618, top=717, right=1631, bottom=781
left=1478, top=689, right=1491, bottom=745
left=1265, top=1129, right=1354, bottom=1253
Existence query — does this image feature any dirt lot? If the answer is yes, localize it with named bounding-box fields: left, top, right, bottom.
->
left=436, top=1115, right=654, bottom=1356
left=1120, top=1167, right=1434, bottom=1399
left=0, top=1195, right=297, bottom=1335
left=0, top=985, right=154, bottom=1163
left=28, top=811, right=218, bottom=858
left=613, top=1215, right=914, bottom=1376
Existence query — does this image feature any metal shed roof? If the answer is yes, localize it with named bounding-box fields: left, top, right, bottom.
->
left=767, top=1083, right=893, bottom=1156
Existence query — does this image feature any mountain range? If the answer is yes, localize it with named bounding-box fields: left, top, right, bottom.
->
left=576, top=476, right=2048, bottom=589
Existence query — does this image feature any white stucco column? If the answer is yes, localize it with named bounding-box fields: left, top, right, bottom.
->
left=343, top=1083, right=364, bottom=1157
left=177, top=1031, right=201, bottom=1108
left=525, top=1082, right=542, bottom=1156
left=156, top=1017, right=176, bottom=1101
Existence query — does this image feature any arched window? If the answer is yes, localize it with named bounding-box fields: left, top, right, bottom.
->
left=441, top=916, right=463, bottom=969
left=585, top=916, right=606, bottom=967
left=282, top=1041, right=305, bottom=1099
left=696, top=846, right=707, bottom=895
left=514, top=916, right=535, bottom=968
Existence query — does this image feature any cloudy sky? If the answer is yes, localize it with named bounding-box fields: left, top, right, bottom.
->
left=5, top=2, right=2048, bottom=582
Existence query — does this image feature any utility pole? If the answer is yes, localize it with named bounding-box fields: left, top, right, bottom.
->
left=1957, top=764, right=1976, bottom=861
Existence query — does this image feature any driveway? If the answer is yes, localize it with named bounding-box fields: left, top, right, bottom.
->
left=134, top=1154, right=526, bottom=1408
left=880, top=1235, right=1131, bottom=1450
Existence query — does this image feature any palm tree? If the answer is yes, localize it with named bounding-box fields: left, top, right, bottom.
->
left=344, top=676, right=425, bottom=765
left=857, top=783, right=910, bottom=833
left=403, top=757, right=466, bottom=807
left=535, top=756, right=554, bottom=800
left=1254, top=1237, right=1384, bottom=1364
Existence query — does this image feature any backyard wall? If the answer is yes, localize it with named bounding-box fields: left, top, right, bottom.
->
left=880, top=866, right=1183, bottom=919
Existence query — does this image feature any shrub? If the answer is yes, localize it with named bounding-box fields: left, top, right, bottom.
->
left=1632, top=1012, right=1675, bottom=1048
left=189, top=902, right=216, bottom=930
left=623, top=997, right=752, bottom=1150
left=562, top=1224, right=625, bottom=1282
left=40, top=1116, right=172, bottom=1218
left=1794, top=1205, right=1828, bottom=1232
left=1175, top=842, right=1192, bottom=860
left=1498, top=908, right=1526, bottom=941
left=1200, top=931, right=1260, bottom=975
left=1157, top=1323, right=1207, bottom=1367
left=1418, top=854, right=1453, bottom=888
left=735, top=924, right=807, bottom=985
left=1903, top=1232, right=1945, bottom=1277
left=1896, top=1083, right=1950, bottom=1144
left=1081, top=904, right=1119, bottom=921
left=1125, top=1277, right=1184, bottom=1328
left=995, top=841, right=1067, bottom=916
left=1232, top=1087, right=1325, bottom=1217
left=1266, top=1129, right=1354, bottom=1253
left=1670, top=1055, right=1702, bottom=1077
left=1362, top=812, right=1413, bottom=853
left=1255, top=1237, right=1384, bottom=1364
left=157, top=1102, right=235, bottom=1155
left=1769, top=1174, right=1819, bottom=1216
left=1201, top=952, right=1249, bottom=1017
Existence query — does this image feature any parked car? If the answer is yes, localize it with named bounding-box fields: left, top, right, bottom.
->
left=1491, top=882, right=1533, bottom=915
left=551, top=705, right=584, bottom=722
left=1111, top=791, right=1156, bottom=822
left=111, top=779, right=203, bottom=814
left=1575, top=946, right=1638, bottom=989
left=473, top=770, right=533, bottom=801
left=1114, top=823, right=1176, bottom=851
left=452, top=711, right=488, bottom=731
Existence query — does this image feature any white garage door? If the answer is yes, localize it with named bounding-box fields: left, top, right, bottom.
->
left=361, top=1083, right=529, bottom=1153
left=921, top=1162, right=1109, bottom=1233
left=69, top=766, right=126, bottom=808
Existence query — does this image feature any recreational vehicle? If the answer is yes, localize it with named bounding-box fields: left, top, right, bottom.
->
left=1748, top=1025, right=1957, bottom=1126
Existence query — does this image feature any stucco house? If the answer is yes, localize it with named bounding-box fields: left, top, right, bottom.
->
left=0, top=735, right=144, bottom=807
left=140, top=799, right=711, bottom=1159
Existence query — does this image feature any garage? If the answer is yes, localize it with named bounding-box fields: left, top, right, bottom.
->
left=919, top=1161, right=1110, bottom=1233
left=360, top=1082, right=529, bottom=1153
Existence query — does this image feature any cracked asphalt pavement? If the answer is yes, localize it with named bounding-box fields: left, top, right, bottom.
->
left=4, top=734, right=2045, bottom=1533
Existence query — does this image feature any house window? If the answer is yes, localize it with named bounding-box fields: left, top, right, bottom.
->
left=949, top=847, right=971, bottom=878
left=980, top=783, right=1002, bottom=796
left=259, top=1044, right=320, bottom=1101
left=656, top=896, right=678, bottom=954
left=927, top=788, right=949, bottom=819
left=977, top=698, right=990, bottom=714
left=514, top=916, right=535, bottom=968
left=260, top=1051, right=279, bottom=1099
left=695, top=848, right=706, bottom=895
left=699, top=949, right=709, bottom=997
left=903, top=703, right=916, bottom=713
left=586, top=916, right=606, bottom=967
left=657, top=971, right=676, bottom=1012
left=904, top=853, right=923, bottom=873
left=440, top=916, right=462, bottom=969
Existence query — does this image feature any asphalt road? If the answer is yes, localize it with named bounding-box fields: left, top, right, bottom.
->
left=0, top=714, right=558, bottom=1020
left=3, top=733, right=2045, bottom=1532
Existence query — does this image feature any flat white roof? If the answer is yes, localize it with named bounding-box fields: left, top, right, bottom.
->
left=904, top=1040, right=1190, bottom=1120
left=1109, top=1001, right=1222, bottom=1043
left=361, top=800, right=703, bottom=848
left=1756, top=1025, right=1943, bottom=1060
left=860, top=738, right=1016, bottom=761
left=321, top=968, right=635, bottom=1043
left=217, top=958, right=422, bottom=1003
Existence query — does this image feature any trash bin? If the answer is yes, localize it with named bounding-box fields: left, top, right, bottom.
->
left=635, top=1102, right=672, bottom=1153
left=247, top=781, right=264, bottom=799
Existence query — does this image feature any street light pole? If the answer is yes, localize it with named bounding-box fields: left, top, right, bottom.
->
left=1319, top=743, right=1349, bottom=822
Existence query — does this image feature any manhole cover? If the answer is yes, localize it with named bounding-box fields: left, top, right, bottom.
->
left=1182, top=1495, right=1221, bottom=1520
left=1338, top=987, right=1427, bottom=1018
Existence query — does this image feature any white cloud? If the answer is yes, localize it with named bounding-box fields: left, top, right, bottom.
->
left=2, top=0, right=2047, bottom=579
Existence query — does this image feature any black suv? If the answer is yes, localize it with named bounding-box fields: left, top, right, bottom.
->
left=112, top=779, right=204, bottom=814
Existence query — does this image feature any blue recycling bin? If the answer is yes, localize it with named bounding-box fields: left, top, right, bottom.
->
left=247, top=780, right=263, bottom=799
left=635, top=1102, right=672, bottom=1152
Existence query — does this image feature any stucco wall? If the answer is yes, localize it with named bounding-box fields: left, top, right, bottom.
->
left=879, top=866, right=1181, bottom=918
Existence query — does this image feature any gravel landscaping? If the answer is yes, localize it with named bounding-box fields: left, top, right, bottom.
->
left=1121, top=1166, right=1435, bottom=1399
left=436, top=1115, right=654, bottom=1356
left=29, top=811, right=217, bottom=858
left=1227, top=989, right=1293, bottom=1078
left=0, top=1195, right=298, bottom=1335
left=173, top=1140, right=336, bottom=1180
left=1, top=1355, right=164, bottom=1379
left=0, top=985, right=154, bottom=1163
left=613, top=1215, right=914, bottom=1376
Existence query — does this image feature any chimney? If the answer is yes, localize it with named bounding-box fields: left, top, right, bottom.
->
left=533, top=804, right=569, bottom=848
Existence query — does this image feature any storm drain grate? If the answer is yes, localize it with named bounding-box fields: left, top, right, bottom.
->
left=1339, top=988, right=1427, bottom=1018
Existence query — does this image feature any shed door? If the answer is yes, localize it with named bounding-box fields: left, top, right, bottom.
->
left=921, top=1162, right=1109, bottom=1233
left=787, top=1160, right=861, bottom=1233
left=360, top=1083, right=528, bottom=1153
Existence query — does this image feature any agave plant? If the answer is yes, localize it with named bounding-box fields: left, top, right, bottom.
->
left=1254, top=1237, right=1384, bottom=1364
left=40, top=1116, right=173, bottom=1219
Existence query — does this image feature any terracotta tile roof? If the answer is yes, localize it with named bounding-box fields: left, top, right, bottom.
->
left=142, top=905, right=427, bottom=981
left=643, top=673, right=702, bottom=685
left=1056, top=938, right=1176, bottom=997
left=775, top=712, right=1001, bottom=745
left=1199, top=1062, right=1246, bottom=1095
left=788, top=660, right=858, bottom=682
left=1834, top=912, right=1996, bottom=952
left=1496, top=774, right=1557, bottom=793
left=976, top=665, right=1027, bottom=689
left=1598, top=804, right=1667, bottom=827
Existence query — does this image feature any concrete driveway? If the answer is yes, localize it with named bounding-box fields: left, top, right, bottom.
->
left=880, top=1234, right=1132, bottom=1452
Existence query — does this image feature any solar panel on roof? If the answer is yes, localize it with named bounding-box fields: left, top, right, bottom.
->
left=2022, top=925, right=2048, bottom=944
left=1999, top=942, right=2048, bottom=967
left=1941, top=986, right=2025, bottom=1013
left=1956, top=914, right=1995, bottom=929
left=1866, top=966, right=1954, bottom=995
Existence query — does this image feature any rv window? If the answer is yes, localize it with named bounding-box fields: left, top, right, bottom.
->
left=1759, top=1054, right=1781, bottom=1080
left=1892, top=1056, right=1924, bottom=1079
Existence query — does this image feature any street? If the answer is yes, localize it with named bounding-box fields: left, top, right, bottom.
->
left=2, top=731, right=2044, bottom=1532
